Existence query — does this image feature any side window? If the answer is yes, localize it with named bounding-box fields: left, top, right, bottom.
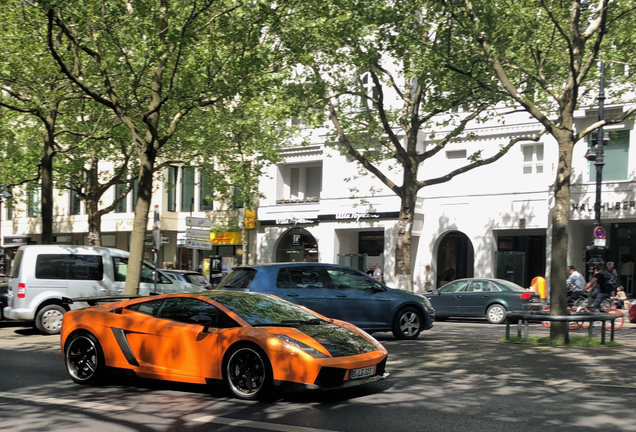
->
left=113, top=257, right=128, bottom=282
left=68, top=255, right=103, bottom=280
left=279, top=267, right=328, bottom=289
left=126, top=298, right=164, bottom=316
left=140, top=262, right=171, bottom=284
left=468, top=281, right=491, bottom=292
left=156, top=298, right=237, bottom=328
left=35, top=254, right=103, bottom=280
left=440, top=281, right=468, bottom=293
left=36, top=255, right=70, bottom=279
left=326, top=267, right=376, bottom=291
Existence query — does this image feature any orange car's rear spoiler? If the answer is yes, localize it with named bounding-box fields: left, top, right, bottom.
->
left=62, top=295, right=150, bottom=306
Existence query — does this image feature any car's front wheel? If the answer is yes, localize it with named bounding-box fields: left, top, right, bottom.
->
left=65, top=332, right=105, bottom=384
left=392, top=306, right=423, bottom=340
left=223, top=344, right=273, bottom=400
left=35, top=304, right=66, bottom=335
left=486, top=304, right=507, bottom=324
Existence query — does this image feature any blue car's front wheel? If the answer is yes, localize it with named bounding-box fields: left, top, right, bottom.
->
left=392, top=306, right=423, bottom=340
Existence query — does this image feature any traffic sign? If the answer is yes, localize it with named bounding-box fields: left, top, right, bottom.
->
left=185, top=239, right=213, bottom=250
left=594, top=226, right=606, bottom=239
left=185, top=217, right=212, bottom=228
left=185, top=228, right=212, bottom=239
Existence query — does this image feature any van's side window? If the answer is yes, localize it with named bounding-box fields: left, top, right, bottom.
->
left=35, top=254, right=103, bottom=280
left=113, top=257, right=128, bottom=282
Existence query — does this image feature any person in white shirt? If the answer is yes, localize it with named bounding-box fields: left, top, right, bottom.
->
left=424, top=265, right=435, bottom=292
left=566, top=265, right=586, bottom=291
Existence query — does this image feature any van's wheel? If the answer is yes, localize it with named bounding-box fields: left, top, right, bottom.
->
left=65, top=332, right=105, bottom=384
left=392, top=306, right=423, bottom=340
left=35, top=304, right=66, bottom=335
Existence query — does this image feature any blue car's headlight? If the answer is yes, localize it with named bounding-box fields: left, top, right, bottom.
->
left=274, top=334, right=329, bottom=358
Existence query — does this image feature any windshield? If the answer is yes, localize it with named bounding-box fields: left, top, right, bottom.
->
left=207, top=290, right=328, bottom=326
left=216, top=269, right=256, bottom=289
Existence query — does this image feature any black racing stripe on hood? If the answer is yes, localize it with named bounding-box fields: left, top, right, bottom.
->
left=299, top=324, right=377, bottom=357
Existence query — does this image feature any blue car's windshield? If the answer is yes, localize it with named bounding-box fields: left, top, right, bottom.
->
left=206, top=290, right=328, bottom=326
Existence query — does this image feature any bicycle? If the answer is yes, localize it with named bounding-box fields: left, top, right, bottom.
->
left=569, top=305, right=625, bottom=332
left=540, top=304, right=625, bottom=331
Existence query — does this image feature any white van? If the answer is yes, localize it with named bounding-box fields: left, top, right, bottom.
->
left=3, top=245, right=201, bottom=335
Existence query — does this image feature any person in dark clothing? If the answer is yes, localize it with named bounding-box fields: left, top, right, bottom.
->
left=585, top=265, right=612, bottom=311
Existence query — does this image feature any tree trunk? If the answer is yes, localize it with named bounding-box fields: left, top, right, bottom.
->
left=124, top=149, right=156, bottom=296
left=40, top=107, right=58, bottom=245
left=86, top=199, right=102, bottom=247
left=549, top=134, right=574, bottom=342
left=395, top=186, right=417, bottom=292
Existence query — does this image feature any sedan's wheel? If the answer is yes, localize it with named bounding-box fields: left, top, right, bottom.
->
left=486, top=304, right=507, bottom=324
left=65, top=332, right=105, bottom=384
left=35, top=304, right=66, bottom=335
left=392, top=306, right=423, bottom=340
left=223, top=344, right=273, bottom=400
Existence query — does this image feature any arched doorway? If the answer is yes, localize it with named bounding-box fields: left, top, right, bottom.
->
left=437, top=231, right=474, bottom=286
left=276, top=228, right=319, bottom=262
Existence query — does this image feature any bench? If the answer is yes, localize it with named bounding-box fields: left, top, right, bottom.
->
left=505, top=310, right=621, bottom=344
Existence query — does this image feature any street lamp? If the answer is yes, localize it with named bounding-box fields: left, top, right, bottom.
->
left=584, top=61, right=608, bottom=271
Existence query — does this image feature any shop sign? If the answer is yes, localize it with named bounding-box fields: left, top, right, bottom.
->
left=571, top=200, right=636, bottom=212
left=274, top=216, right=317, bottom=226
left=210, top=231, right=242, bottom=245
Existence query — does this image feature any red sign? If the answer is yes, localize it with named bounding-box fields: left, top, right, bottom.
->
left=594, top=226, right=606, bottom=239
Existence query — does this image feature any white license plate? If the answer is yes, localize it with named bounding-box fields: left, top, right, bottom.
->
left=349, top=366, right=375, bottom=380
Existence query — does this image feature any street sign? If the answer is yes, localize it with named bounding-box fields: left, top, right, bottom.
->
left=185, top=228, right=212, bottom=239
left=594, top=226, right=606, bottom=239
left=186, top=217, right=212, bottom=228
left=185, top=239, right=213, bottom=250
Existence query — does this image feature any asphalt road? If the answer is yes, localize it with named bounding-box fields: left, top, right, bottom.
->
left=1, top=318, right=636, bottom=432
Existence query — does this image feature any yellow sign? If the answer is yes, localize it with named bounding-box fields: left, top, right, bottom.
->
left=244, top=209, right=256, bottom=229
left=209, top=231, right=243, bottom=245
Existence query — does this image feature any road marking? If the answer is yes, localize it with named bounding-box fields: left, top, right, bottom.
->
left=0, top=391, right=129, bottom=411
left=192, top=415, right=339, bottom=432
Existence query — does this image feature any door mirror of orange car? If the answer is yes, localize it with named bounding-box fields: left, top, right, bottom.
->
left=190, top=314, right=216, bottom=332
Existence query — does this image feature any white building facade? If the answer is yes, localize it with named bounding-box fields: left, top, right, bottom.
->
left=255, top=105, right=636, bottom=295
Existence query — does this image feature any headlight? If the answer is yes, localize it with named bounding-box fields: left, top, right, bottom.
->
left=274, top=334, right=329, bottom=358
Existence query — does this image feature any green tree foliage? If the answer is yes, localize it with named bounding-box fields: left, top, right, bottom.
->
left=272, top=0, right=544, bottom=290
left=442, top=0, right=636, bottom=341
left=42, top=0, right=297, bottom=294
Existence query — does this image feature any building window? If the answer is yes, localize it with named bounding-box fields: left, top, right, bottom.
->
left=200, top=172, right=213, bottom=211
left=132, top=180, right=139, bottom=211
left=446, top=149, right=467, bottom=159
left=279, top=163, right=322, bottom=202
left=69, top=188, right=81, bottom=215
left=181, top=167, right=195, bottom=212
left=27, top=184, right=39, bottom=217
left=359, top=72, right=378, bottom=109
left=588, top=130, right=629, bottom=182
left=167, top=166, right=178, bottom=212
left=114, top=183, right=127, bottom=213
left=522, top=144, right=544, bottom=174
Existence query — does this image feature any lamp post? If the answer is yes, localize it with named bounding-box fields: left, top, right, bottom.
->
left=584, top=61, right=607, bottom=270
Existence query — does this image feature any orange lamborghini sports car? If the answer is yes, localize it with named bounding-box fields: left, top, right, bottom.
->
left=60, top=290, right=389, bottom=400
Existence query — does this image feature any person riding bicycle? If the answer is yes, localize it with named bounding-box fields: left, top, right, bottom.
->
left=566, top=265, right=586, bottom=305
left=585, top=265, right=613, bottom=311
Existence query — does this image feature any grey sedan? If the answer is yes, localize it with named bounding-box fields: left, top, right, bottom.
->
left=424, top=278, right=543, bottom=324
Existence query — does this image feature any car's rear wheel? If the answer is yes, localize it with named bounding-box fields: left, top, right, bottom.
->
left=392, top=306, right=423, bottom=340
left=35, top=304, right=66, bottom=335
left=223, top=344, right=273, bottom=400
left=486, top=304, right=507, bottom=324
left=65, top=332, right=105, bottom=384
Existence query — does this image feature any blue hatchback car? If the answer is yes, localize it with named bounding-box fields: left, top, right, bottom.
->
left=216, top=263, right=435, bottom=339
